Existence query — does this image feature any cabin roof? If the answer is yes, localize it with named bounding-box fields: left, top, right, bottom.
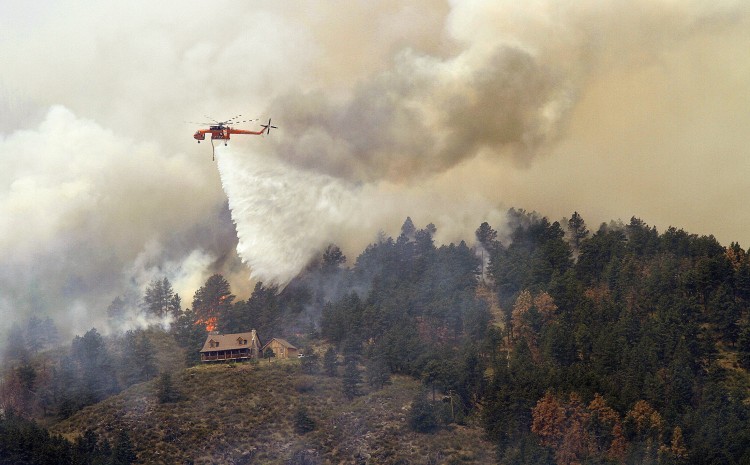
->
left=262, top=338, right=298, bottom=350
left=199, top=330, right=261, bottom=353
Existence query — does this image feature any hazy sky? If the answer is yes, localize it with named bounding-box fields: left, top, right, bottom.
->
left=1, top=0, right=749, bottom=335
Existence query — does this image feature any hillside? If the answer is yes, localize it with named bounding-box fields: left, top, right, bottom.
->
left=50, top=359, right=495, bottom=464
left=6, top=211, right=750, bottom=464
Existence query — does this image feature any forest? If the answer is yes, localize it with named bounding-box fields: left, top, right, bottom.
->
left=2, top=209, right=750, bottom=464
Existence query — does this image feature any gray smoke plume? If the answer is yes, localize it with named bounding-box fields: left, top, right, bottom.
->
left=270, top=45, right=570, bottom=181
left=1, top=0, right=748, bottom=336
left=215, top=0, right=750, bottom=286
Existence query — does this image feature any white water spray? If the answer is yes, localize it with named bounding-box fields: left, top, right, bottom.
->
left=215, top=146, right=361, bottom=286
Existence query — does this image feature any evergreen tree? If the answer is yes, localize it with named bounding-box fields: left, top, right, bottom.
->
left=74, top=428, right=110, bottom=465
left=299, top=348, right=319, bottom=375
left=136, top=332, right=158, bottom=381
left=171, top=307, right=207, bottom=366
left=738, top=320, right=750, bottom=369
left=293, top=404, right=316, bottom=434
left=567, top=211, right=589, bottom=252
left=321, top=244, right=346, bottom=272
left=399, top=216, right=416, bottom=242
left=408, top=390, right=438, bottom=433
left=323, top=347, right=338, bottom=377
left=54, top=354, right=82, bottom=418
left=0, top=410, right=75, bottom=465
left=71, top=328, right=118, bottom=404
left=365, top=354, right=390, bottom=390
left=476, top=222, right=499, bottom=250
left=192, top=274, right=234, bottom=331
left=264, top=347, right=275, bottom=363
left=169, top=292, right=182, bottom=318
left=156, top=371, right=181, bottom=404
left=143, top=277, right=176, bottom=318
left=110, top=430, right=137, bottom=465
left=119, top=330, right=140, bottom=386
left=341, top=356, right=362, bottom=400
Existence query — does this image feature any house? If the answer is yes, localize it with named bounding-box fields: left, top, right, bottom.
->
left=199, top=329, right=263, bottom=363
left=261, top=338, right=299, bottom=359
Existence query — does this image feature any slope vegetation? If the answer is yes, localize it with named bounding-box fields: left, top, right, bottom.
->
left=51, top=360, right=494, bottom=464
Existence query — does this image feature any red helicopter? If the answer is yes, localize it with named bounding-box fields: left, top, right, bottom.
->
left=190, top=115, right=277, bottom=160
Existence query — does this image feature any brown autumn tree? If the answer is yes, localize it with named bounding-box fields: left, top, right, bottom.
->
left=626, top=399, right=663, bottom=442
left=532, top=392, right=594, bottom=465
left=625, top=399, right=664, bottom=463
left=512, top=290, right=558, bottom=363
left=534, top=291, right=558, bottom=323
left=555, top=393, right=592, bottom=465
left=511, top=289, right=533, bottom=343
left=532, top=390, right=566, bottom=448
left=669, top=426, right=688, bottom=463
left=725, top=242, right=747, bottom=271
left=588, top=393, right=627, bottom=462
left=533, top=391, right=631, bottom=465
left=658, top=425, right=688, bottom=465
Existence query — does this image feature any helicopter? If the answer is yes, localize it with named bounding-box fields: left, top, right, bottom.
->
left=190, top=115, right=277, bottom=160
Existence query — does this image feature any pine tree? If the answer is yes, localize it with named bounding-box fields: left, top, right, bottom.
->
left=192, top=274, right=234, bottom=331
left=299, top=348, right=319, bottom=374
left=408, top=390, right=438, bottom=433
left=171, top=307, right=207, bottom=366
left=142, top=277, right=178, bottom=318
left=365, top=355, right=390, bottom=390
left=169, top=292, right=182, bottom=318
left=119, top=330, right=157, bottom=387
left=567, top=211, right=589, bottom=252
left=136, top=332, right=158, bottom=381
left=71, top=328, right=119, bottom=404
left=157, top=372, right=181, bottom=403
left=323, top=348, right=338, bottom=377
left=322, top=244, right=346, bottom=272
left=110, top=430, right=137, bottom=465
left=293, top=404, right=316, bottom=434
left=341, top=356, right=361, bottom=400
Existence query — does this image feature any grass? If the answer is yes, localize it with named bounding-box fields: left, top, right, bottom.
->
left=50, top=359, right=496, bottom=464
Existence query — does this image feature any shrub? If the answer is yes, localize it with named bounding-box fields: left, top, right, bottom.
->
left=156, top=372, right=181, bottom=403
left=409, top=391, right=438, bottom=433
left=293, top=405, right=316, bottom=434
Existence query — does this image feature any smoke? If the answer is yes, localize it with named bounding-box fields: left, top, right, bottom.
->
left=270, top=45, right=570, bottom=181
left=1, top=0, right=749, bottom=333
left=268, top=0, right=748, bottom=185
left=216, top=0, right=750, bottom=285
left=0, top=106, right=234, bottom=335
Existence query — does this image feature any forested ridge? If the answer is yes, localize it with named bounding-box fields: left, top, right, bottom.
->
left=2, top=209, right=750, bottom=464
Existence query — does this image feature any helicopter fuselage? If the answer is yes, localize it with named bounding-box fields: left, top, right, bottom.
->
left=193, top=127, right=228, bottom=141
left=193, top=125, right=265, bottom=143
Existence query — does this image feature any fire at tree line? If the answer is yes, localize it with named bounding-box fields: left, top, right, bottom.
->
left=3, top=209, right=750, bottom=464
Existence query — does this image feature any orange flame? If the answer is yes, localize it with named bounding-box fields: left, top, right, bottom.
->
left=195, top=317, right=217, bottom=332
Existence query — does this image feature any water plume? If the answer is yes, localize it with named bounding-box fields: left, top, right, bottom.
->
left=215, top=147, right=362, bottom=286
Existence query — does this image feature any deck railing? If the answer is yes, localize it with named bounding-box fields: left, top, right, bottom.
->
left=200, top=349, right=253, bottom=362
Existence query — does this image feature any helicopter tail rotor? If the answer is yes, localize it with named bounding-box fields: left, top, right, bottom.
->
left=261, top=118, right=278, bottom=135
